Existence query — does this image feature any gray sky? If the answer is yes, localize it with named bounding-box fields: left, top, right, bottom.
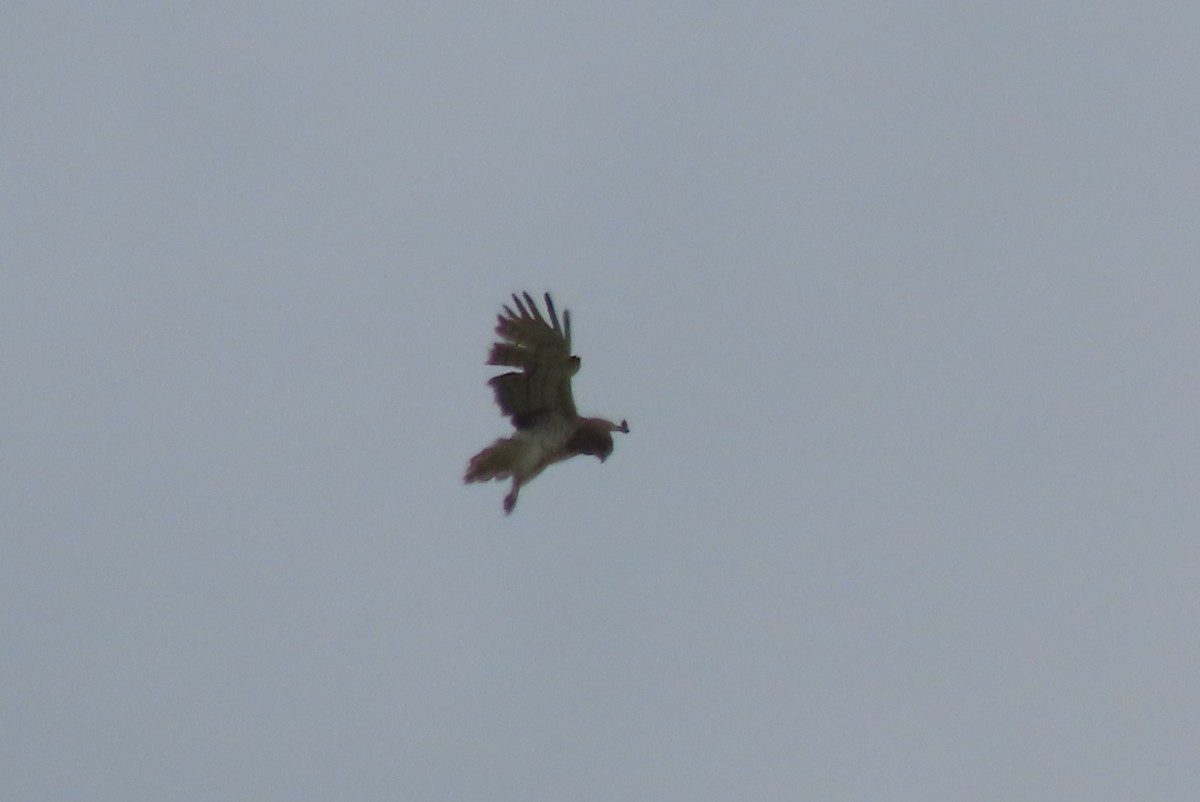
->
left=4, top=2, right=1199, bottom=799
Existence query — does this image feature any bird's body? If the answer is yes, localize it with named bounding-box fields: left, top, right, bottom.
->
left=465, top=416, right=573, bottom=487
left=464, top=292, right=628, bottom=514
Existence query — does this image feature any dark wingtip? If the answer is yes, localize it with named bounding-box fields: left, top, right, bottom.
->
left=522, top=291, right=546, bottom=322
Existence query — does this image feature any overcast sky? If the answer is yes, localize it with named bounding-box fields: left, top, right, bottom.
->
left=4, top=2, right=1199, bottom=800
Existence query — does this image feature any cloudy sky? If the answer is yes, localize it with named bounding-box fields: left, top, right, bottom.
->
left=4, top=2, right=1199, bottom=799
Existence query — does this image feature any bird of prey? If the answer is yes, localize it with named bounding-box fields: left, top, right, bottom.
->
left=464, top=291, right=629, bottom=514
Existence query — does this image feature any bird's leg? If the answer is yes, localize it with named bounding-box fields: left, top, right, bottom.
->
left=503, top=479, right=521, bottom=515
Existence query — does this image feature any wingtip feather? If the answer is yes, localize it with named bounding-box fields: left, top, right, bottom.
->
left=523, top=291, right=546, bottom=323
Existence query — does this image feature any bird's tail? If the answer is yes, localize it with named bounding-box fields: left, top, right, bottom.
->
left=464, top=437, right=519, bottom=483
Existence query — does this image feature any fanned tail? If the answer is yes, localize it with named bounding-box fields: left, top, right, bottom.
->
left=463, top=437, right=520, bottom=483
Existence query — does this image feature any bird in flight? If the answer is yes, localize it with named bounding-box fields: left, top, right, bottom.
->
left=464, top=292, right=629, bottom=514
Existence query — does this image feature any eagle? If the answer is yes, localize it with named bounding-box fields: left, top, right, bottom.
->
left=464, top=291, right=629, bottom=514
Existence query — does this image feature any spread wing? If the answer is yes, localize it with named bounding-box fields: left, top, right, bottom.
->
left=486, top=292, right=580, bottom=429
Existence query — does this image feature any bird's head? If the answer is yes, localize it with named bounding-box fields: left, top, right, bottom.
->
left=569, top=417, right=630, bottom=463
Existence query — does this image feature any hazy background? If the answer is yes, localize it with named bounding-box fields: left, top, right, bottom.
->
left=4, top=2, right=1198, bottom=799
